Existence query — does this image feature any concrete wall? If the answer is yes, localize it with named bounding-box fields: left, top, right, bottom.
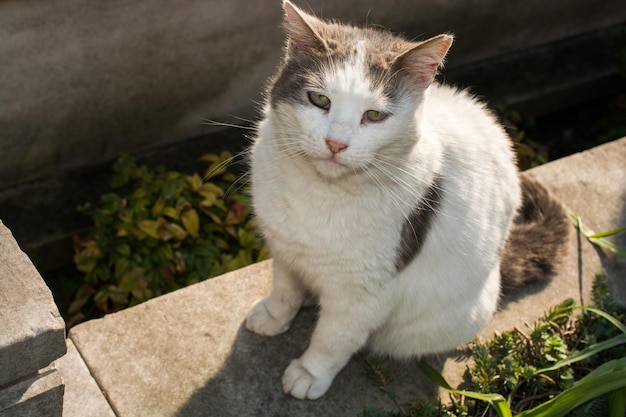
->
left=2, top=0, right=625, bottom=190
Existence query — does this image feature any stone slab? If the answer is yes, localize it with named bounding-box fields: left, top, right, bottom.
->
left=55, top=339, right=116, bottom=417
left=68, top=138, right=626, bottom=416
left=0, top=368, right=64, bottom=417
left=70, top=261, right=441, bottom=416
left=0, top=220, right=66, bottom=386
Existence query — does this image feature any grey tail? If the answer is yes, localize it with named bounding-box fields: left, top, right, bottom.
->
left=500, top=175, right=569, bottom=292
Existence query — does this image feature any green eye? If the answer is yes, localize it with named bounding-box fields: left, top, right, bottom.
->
left=308, top=91, right=331, bottom=110
left=364, top=110, right=389, bottom=123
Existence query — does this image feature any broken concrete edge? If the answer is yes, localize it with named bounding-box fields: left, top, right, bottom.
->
left=0, top=220, right=67, bottom=387
left=0, top=220, right=67, bottom=416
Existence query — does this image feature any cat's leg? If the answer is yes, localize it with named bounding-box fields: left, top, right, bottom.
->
left=282, top=287, right=392, bottom=399
left=246, top=260, right=305, bottom=336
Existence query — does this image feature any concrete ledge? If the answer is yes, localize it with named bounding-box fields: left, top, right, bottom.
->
left=69, top=261, right=440, bottom=416
left=0, top=220, right=66, bottom=416
left=55, top=340, right=115, bottom=417
left=0, top=368, right=64, bottom=417
left=67, top=138, right=626, bottom=416
left=0, top=221, right=66, bottom=386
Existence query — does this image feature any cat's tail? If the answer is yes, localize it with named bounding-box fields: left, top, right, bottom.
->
left=500, top=175, right=570, bottom=291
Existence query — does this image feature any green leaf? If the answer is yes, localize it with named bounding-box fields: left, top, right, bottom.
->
left=359, top=404, right=389, bottom=417
left=93, top=288, right=110, bottom=303
left=116, top=243, right=131, bottom=257
left=608, top=386, right=626, bottom=417
left=417, top=360, right=513, bottom=417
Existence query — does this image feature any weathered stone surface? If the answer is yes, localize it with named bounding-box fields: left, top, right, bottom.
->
left=68, top=138, right=626, bottom=416
left=0, top=220, right=66, bottom=387
left=0, top=368, right=64, bottom=417
left=55, top=340, right=116, bottom=417
left=2, top=0, right=626, bottom=191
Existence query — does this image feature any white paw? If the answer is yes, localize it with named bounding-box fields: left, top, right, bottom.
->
left=245, top=298, right=292, bottom=336
left=282, top=358, right=333, bottom=400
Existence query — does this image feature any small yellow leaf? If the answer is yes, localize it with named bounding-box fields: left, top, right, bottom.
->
left=137, top=220, right=161, bottom=239
left=181, top=209, right=200, bottom=237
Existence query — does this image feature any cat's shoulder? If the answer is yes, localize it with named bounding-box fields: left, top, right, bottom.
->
left=427, top=83, right=486, bottom=108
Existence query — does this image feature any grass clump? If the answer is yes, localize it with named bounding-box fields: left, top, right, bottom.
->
left=69, top=152, right=267, bottom=327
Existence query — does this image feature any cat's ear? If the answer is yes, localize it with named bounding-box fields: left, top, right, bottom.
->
left=282, top=0, right=327, bottom=56
left=394, top=34, right=454, bottom=91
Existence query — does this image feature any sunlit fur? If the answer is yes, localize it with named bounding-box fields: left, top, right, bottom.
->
left=244, top=1, right=564, bottom=400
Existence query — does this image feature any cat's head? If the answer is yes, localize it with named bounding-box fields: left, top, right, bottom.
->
left=265, top=0, right=452, bottom=180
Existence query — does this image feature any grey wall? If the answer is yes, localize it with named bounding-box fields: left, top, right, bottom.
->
left=2, top=0, right=625, bottom=189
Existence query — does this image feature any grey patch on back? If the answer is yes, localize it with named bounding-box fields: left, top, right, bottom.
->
left=500, top=175, right=569, bottom=291
left=395, top=176, right=444, bottom=272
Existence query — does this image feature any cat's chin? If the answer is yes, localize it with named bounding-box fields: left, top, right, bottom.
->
left=312, top=157, right=354, bottom=180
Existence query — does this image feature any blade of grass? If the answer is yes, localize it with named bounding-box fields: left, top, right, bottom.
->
left=517, top=357, right=626, bottom=417
left=577, top=305, right=626, bottom=334
left=417, top=360, right=513, bottom=417
left=536, top=333, right=626, bottom=373
left=568, top=211, right=626, bottom=257
left=588, top=227, right=626, bottom=239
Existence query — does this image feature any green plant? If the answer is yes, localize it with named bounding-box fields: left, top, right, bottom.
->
left=70, top=152, right=267, bottom=326
left=361, top=275, right=626, bottom=417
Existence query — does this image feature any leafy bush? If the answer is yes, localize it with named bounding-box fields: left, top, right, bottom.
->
left=70, top=152, right=267, bottom=326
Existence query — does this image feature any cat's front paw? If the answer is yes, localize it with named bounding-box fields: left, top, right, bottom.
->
left=245, top=298, right=292, bottom=336
left=282, top=358, right=333, bottom=400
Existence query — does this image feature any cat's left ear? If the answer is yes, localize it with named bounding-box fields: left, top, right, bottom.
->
left=282, top=0, right=328, bottom=56
left=394, top=34, right=454, bottom=90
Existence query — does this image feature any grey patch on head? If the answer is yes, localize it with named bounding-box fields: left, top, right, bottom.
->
left=269, top=19, right=414, bottom=109
left=395, top=176, right=444, bottom=272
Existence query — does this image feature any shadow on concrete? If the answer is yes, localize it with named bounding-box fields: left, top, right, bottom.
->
left=174, top=307, right=449, bottom=417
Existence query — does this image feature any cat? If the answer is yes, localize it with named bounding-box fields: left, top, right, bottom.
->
left=245, top=0, right=568, bottom=400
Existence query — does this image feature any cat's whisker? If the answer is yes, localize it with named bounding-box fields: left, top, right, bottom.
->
left=203, top=149, right=250, bottom=182
left=200, top=118, right=256, bottom=131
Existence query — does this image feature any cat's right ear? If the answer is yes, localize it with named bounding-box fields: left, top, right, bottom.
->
left=283, top=0, right=327, bottom=56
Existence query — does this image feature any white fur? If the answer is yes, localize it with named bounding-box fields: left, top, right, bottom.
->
left=246, top=45, right=520, bottom=399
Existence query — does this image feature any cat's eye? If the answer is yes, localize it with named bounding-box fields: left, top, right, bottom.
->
left=364, top=110, right=389, bottom=123
left=308, top=91, right=331, bottom=110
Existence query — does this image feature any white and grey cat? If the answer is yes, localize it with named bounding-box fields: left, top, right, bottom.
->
left=245, top=0, right=568, bottom=400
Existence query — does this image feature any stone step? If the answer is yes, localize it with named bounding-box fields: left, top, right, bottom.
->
left=58, top=137, right=626, bottom=416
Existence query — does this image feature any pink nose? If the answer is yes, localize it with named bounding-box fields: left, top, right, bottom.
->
left=325, top=139, right=348, bottom=154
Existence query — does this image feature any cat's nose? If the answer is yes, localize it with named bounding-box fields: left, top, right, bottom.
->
left=325, top=138, right=348, bottom=154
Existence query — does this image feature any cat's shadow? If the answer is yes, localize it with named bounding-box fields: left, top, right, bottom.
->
left=174, top=306, right=449, bottom=417
left=498, top=277, right=553, bottom=307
